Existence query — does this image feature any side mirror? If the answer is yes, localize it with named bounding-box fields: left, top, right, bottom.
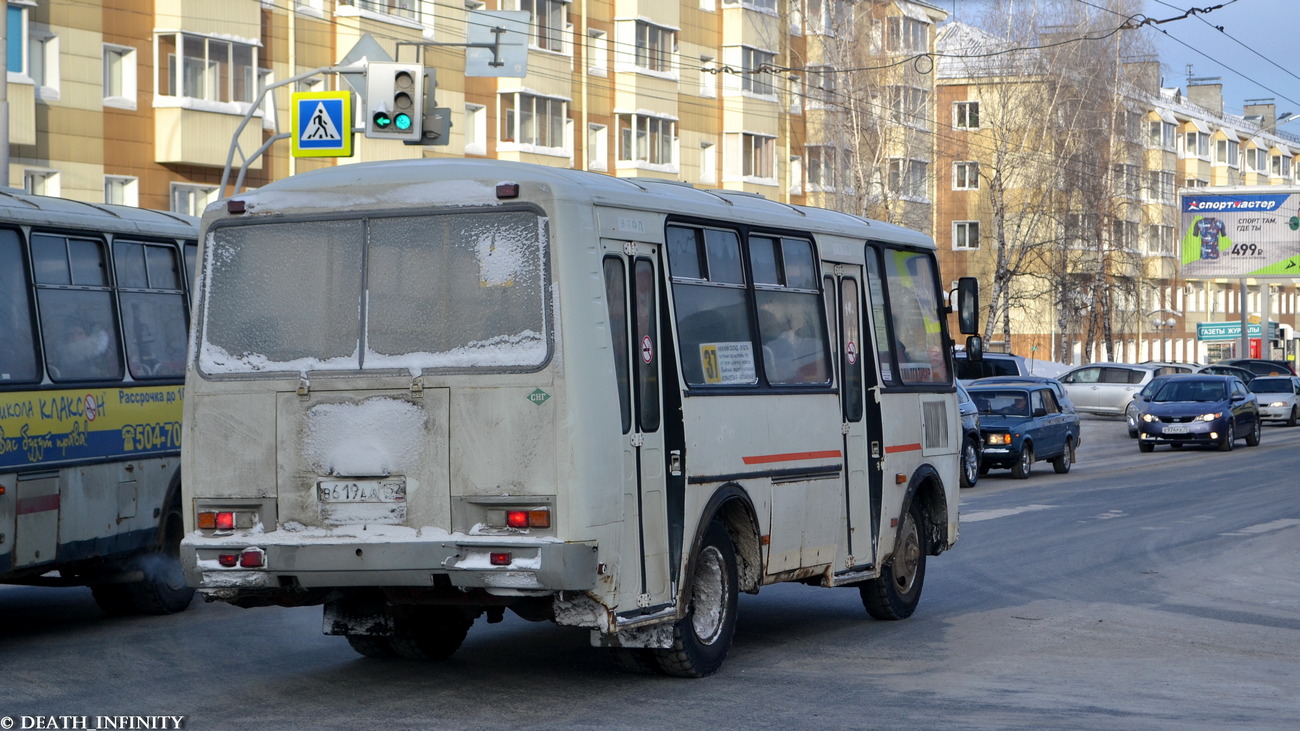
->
left=954, top=277, right=980, bottom=335
left=965, top=335, right=984, bottom=363
left=1230, top=392, right=1244, bottom=402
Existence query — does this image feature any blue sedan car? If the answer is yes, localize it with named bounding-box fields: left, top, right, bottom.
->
left=1137, top=374, right=1261, bottom=452
left=966, top=383, right=1082, bottom=479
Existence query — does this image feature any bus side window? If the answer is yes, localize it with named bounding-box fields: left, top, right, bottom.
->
left=754, top=236, right=829, bottom=385
left=880, top=248, right=949, bottom=385
left=0, top=229, right=40, bottom=383
left=32, top=233, right=124, bottom=382
left=115, top=240, right=189, bottom=379
left=667, top=225, right=756, bottom=387
left=602, top=257, right=632, bottom=434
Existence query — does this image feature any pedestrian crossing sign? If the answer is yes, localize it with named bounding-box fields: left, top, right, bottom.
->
left=292, top=91, right=354, bottom=158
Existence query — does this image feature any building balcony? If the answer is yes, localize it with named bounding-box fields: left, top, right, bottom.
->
left=154, top=105, right=264, bottom=169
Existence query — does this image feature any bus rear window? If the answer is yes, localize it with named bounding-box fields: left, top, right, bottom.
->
left=200, top=211, right=548, bottom=375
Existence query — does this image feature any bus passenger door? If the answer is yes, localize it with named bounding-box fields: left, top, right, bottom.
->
left=602, top=245, right=673, bottom=611
left=826, top=267, right=883, bottom=570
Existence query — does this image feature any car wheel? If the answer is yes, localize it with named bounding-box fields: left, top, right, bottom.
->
left=1051, top=438, right=1074, bottom=474
left=1246, top=415, right=1261, bottom=447
left=1126, top=404, right=1139, bottom=438
left=1218, top=420, right=1235, bottom=452
left=1138, top=441, right=1154, bottom=453
left=1011, top=444, right=1033, bottom=479
left=960, top=438, right=980, bottom=488
left=1288, top=406, right=1297, bottom=427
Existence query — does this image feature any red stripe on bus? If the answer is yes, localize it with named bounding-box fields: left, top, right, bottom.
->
left=742, top=450, right=842, bottom=465
left=884, top=443, right=923, bottom=454
left=17, top=494, right=60, bottom=515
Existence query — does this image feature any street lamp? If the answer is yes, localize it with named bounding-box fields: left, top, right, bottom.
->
left=1147, top=310, right=1181, bottom=361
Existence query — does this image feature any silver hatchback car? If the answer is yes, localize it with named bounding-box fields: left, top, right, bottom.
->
left=1247, top=376, right=1300, bottom=426
left=1059, top=362, right=1195, bottom=415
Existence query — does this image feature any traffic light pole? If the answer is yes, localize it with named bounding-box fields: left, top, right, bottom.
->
left=220, top=65, right=365, bottom=198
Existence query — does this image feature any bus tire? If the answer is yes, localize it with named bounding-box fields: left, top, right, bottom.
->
left=651, top=519, right=738, bottom=678
left=346, top=635, right=398, bottom=659
left=860, top=500, right=927, bottom=621
left=91, top=503, right=195, bottom=616
left=388, top=607, right=473, bottom=660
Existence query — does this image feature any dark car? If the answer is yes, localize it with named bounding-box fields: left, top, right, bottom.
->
left=953, top=351, right=1030, bottom=381
left=1136, top=374, right=1261, bottom=452
left=956, top=381, right=982, bottom=488
left=1218, top=358, right=1296, bottom=377
left=971, top=375, right=1078, bottom=415
left=1197, top=364, right=1257, bottom=384
left=966, top=383, right=1081, bottom=479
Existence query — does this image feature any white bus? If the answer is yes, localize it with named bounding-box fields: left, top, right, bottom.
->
left=181, top=159, right=980, bottom=677
left=1, top=190, right=198, bottom=615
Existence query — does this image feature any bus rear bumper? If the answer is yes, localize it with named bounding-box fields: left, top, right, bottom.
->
left=181, top=533, right=598, bottom=594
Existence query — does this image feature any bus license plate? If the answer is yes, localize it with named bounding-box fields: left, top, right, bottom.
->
left=1162, top=425, right=1189, bottom=435
left=317, top=479, right=406, bottom=503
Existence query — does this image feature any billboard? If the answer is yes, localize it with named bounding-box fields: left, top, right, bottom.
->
left=1179, top=189, right=1300, bottom=279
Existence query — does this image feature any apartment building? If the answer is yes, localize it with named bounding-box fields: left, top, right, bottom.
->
left=935, top=20, right=1300, bottom=365
left=5, top=0, right=948, bottom=221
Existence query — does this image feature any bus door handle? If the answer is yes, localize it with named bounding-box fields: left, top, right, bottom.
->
left=669, top=450, right=683, bottom=476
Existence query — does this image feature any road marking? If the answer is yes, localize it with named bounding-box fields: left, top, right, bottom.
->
left=1220, top=518, right=1300, bottom=536
left=962, top=504, right=1057, bottom=522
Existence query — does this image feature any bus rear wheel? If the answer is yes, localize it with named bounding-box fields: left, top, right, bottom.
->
left=860, top=501, right=927, bottom=620
left=651, top=519, right=738, bottom=678
left=387, top=607, right=473, bottom=660
left=91, top=503, right=195, bottom=616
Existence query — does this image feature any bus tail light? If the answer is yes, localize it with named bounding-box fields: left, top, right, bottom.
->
left=505, top=508, right=550, bottom=529
left=239, top=548, right=265, bottom=568
left=490, top=552, right=512, bottom=566
left=196, top=509, right=257, bottom=531
left=218, top=553, right=239, bottom=567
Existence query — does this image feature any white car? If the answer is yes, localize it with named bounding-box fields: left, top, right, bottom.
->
left=1247, top=376, right=1300, bottom=426
left=1059, top=362, right=1195, bottom=415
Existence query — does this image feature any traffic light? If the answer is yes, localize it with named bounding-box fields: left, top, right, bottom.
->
left=365, top=62, right=423, bottom=141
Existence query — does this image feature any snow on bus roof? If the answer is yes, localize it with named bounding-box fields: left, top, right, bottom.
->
left=217, top=158, right=931, bottom=245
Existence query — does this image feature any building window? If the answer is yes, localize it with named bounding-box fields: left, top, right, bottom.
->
left=342, top=0, right=418, bottom=21
left=700, top=141, right=717, bottom=184
left=741, top=47, right=776, bottom=97
left=7, top=4, right=27, bottom=75
left=953, top=221, right=979, bottom=250
left=588, top=124, right=608, bottom=171
left=634, top=21, right=675, bottom=73
left=726, top=133, right=776, bottom=181
left=808, top=66, right=835, bottom=108
left=954, top=101, right=979, bottom=129
left=789, top=156, right=803, bottom=195
left=1213, top=138, right=1240, bottom=167
left=887, top=85, right=928, bottom=128
left=464, top=104, right=486, bottom=155
left=805, top=0, right=835, bottom=35
left=588, top=29, right=608, bottom=75
left=887, top=16, right=928, bottom=54
left=618, top=114, right=677, bottom=167
left=788, top=75, right=802, bottom=114
left=1149, top=119, right=1176, bottom=149
left=1244, top=147, right=1267, bottom=173
left=1146, top=224, right=1175, bottom=257
left=953, top=161, right=979, bottom=190
left=888, top=158, right=927, bottom=199
left=1183, top=130, right=1209, bottom=160
left=158, top=33, right=257, bottom=104
left=1147, top=170, right=1175, bottom=204
left=103, top=44, right=138, bottom=109
left=521, top=0, right=567, bottom=52
left=500, top=92, right=569, bottom=153
left=104, top=176, right=139, bottom=207
left=722, top=0, right=777, bottom=10
left=29, top=29, right=59, bottom=100
left=257, top=69, right=277, bottom=129
left=1272, top=153, right=1291, bottom=178
left=171, top=183, right=218, bottom=217
left=24, top=170, right=60, bottom=197
left=807, top=145, right=842, bottom=190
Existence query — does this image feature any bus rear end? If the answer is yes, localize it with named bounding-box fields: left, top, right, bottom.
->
left=181, top=164, right=600, bottom=657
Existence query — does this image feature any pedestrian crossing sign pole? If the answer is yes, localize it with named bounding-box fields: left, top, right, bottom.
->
left=292, top=90, right=354, bottom=158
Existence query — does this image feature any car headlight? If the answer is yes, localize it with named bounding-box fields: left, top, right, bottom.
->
left=1270, top=401, right=1287, bottom=408
left=1198, top=412, right=1223, bottom=422
left=1141, top=413, right=1156, bottom=422
left=985, top=433, right=1012, bottom=446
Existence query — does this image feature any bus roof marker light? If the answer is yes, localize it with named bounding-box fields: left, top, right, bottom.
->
left=227, top=199, right=246, bottom=214
left=496, top=182, right=520, bottom=199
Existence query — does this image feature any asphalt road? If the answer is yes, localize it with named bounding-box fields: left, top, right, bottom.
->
left=1, top=415, right=1297, bottom=729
